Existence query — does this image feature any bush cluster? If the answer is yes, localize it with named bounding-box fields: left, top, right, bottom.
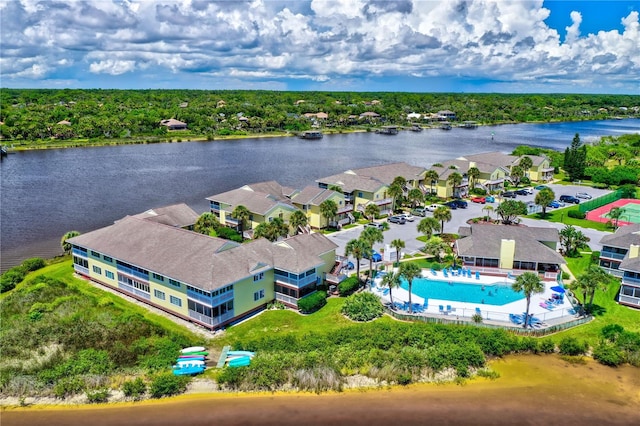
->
left=567, top=210, right=586, bottom=219
left=341, top=292, right=383, bottom=322
left=149, top=373, right=190, bottom=398
left=122, top=378, right=147, bottom=399
left=297, top=291, right=327, bottom=314
left=338, top=276, right=360, bottom=295
left=0, top=257, right=46, bottom=293
left=558, top=337, right=588, bottom=356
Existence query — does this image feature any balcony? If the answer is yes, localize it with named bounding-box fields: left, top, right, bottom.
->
left=600, top=250, right=627, bottom=260
left=72, top=248, right=88, bottom=257
left=275, top=293, right=298, bottom=307
left=117, top=265, right=149, bottom=281
left=118, top=282, right=151, bottom=301
left=189, top=310, right=235, bottom=327
left=623, top=276, right=640, bottom=285
left=73, top=264, right=89, bottom=276
left=337, top=204, right=354, bottom=214
left=275, top=273, right=317, bottom=288
left=211, top=290, right=234, bottom=306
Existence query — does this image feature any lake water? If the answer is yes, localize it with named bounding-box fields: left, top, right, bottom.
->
left=1, top=119, right=639, bottom=272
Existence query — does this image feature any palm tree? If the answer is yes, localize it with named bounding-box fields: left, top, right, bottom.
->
left=232, top=205, right=251, bottom=240
left=535, top=187, right=555, bottom=217
left=289, top=210, right=308, bottom=235
left=345, top=238, right=367, bottom=284
left=519, top=156, right=533, bottom=179
left=433, top=206, right=452, bottom=234
left=417, top=216, right=440, bottom=240
left=399, top=262, right=422, bottom=313
left=361, top=227, right=384, bottom=281
left=407, top=188, right=423, bottom=208
left=319, top=199, right=338, bottom=229
left=467, top=166, right=480, bottom=191
left=447, top=172, right=463, bottom=197
left=391, top=238, right=405, bottom=266
left=425, top=170, right=439, bottom=196
left=61, top=230, right=81, bottom=254
left=194, top=212, right=219, bottom=235
left=605, top=207, right=625, bottom=230
left=510, top=165, right=524, bottom=187
left=573, top=265, right=612, bottom=310
left=271, top=217, right=289, bottom=240
left=388, top=183, right=404, bottom=212
left=423, top=236, right=450, bottom=263
left=559, top=225, right=589, bottom=257
left=511, top=272, right=544, bottom=328
left=482, top=205, right=494, bottom=221
left=381, top=271, right=400, bottom=306
left=364, top=203, right=380, bottom=221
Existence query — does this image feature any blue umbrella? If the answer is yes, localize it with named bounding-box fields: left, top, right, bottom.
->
left=550, top=286, right=566, bottom=293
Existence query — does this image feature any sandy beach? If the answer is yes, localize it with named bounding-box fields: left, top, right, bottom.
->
left=2, top=355, right=639, bottom=426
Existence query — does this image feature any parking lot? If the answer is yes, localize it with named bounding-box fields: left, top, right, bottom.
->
left=325, top=183, right=612, bottom=270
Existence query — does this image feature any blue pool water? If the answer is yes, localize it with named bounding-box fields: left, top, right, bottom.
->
left=401, top=278, right=525, bottom=306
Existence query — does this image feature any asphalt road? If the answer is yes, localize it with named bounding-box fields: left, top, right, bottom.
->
left=325, top=183, right=612, bottom=268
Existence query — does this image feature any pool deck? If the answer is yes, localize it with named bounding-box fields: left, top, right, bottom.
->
left=372, top=269, right=578, bottom=327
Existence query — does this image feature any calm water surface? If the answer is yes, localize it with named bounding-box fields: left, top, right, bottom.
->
left=1, top=119, right=639, bottom=272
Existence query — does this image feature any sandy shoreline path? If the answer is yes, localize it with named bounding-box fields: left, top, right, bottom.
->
left=2, top=355, right=639, bottom=426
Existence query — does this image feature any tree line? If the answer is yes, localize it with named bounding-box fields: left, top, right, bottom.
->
left=1, top=89, right=638, bottom=144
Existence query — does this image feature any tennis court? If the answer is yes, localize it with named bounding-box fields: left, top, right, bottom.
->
left=585, top=199, right=640, bottom=226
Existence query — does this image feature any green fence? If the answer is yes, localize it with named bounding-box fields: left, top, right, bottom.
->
left=579, top=189, right=623, bottom=213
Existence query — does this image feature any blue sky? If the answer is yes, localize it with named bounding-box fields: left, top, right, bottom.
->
left=1, top=1, right=638, bottom=94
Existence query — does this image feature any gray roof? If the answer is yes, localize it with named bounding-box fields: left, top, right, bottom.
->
left=316, top=171, right=386, bottom=193
left=599, top=223, right=640, bottom=249
left=290, top=186, right=338, bottom=206
left=620, top=255, right=640, bottom=274
left=244, top=181, right=296, bottom=200
left=130, top=203, right=199, bottom=228
left=206, top=183, right=296, bottom=215
left=68, top=217, right=239, bottom=290
left=68, top=217, right=337, bottom=291
left=513, top=154, right=548, bottom=167
left=456, top=224, right=565, bottom=265
left=463, top=151, right=519, bottom=168
left=351, top=162, right=426, bottom=184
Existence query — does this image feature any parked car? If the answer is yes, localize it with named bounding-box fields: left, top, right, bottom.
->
left=345, top=261, right=355, bottom=270
left=411, top=207, right=427, bottom=216
left=426, top=204, right=441, bottom=212
left=576, top=192, right=592, bottom=200
left=471, top=196, right=486, bottom=204
left=547, top=200, right=560, bottom=208
left=444, top=201, right=458, bottom=210
left=515, top=188, right=532, bottom=196
left=388, top=215, right=406, bottom=224
left=559, top=195, right=580, bottom=204
left=534, top=185, right=549, bottom=190
left=364, top=249, right=382, bottom=262
left=485, top=195, right=495, bottom=203
left=399, top=213, right=415, bottom=222
left=453, top=200, right=468, bottom=209
left=502, top=191, right=517, bottom=198
left=365, top=222, right=385, bottom=230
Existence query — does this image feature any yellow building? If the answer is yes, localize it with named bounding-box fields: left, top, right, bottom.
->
left=290, top=186, right=347, bottom=229
left=68, top=216, right=338, bottom=330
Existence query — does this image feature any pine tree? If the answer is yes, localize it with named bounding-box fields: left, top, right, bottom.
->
left=564, top=133, right=586, bottom=181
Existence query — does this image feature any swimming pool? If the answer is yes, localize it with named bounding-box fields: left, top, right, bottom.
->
left=400, top=278, right=524, bottom=306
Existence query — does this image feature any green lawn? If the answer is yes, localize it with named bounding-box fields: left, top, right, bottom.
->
left=526, top=206, right=612, bottom=232
left=545, top=253, right=640, bottom=342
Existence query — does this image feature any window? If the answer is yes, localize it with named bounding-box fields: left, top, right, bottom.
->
left=91, top=250, right=100, bottom=257
left=169, top=279, right=181, bottom=288
left=73, top=256, right=88, bottom=268
left=188, top=300, right=212, bottom=317
left=253, top=289, right=265, bottom=301
left=358, top=192, right=363, bottom=198
left=152, top=273, right=164, bottom=282
left=103, top=256, right=113, bottom=263
left=118, top=274, right=150, bottom=293
left=92, top=265, right=102, bottom=275
left=170, top=295, right=182, bottom=307
left=154, top=289, right=165, bottom=300
left=253, top=272, right=264, bottom=282
left=105, top=270, right=115, bottom=279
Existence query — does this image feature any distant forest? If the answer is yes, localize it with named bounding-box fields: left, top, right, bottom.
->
left=0, top=89, right=638, bottom=145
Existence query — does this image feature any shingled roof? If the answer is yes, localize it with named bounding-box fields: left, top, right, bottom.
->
left=130, top=203, right=199, bottom=228
left=206, top=182, right=296, bottom=215
left=599, top=223, right=640, bottom=249
left=290, top=186, right=339, bottom=206
left=456, top=224, right=565, bottom=265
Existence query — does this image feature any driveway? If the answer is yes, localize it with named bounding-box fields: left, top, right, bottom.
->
left=326, top=183, right=612, bottom=265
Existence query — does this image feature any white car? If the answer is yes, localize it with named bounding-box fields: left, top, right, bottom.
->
left=426, top=204, right=440, bottom=212
left=399, top=213, right=415, bottom=222
left=576, top=192, right=592, bottom=200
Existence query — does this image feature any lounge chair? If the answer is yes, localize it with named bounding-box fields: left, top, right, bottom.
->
left=446, top=305, right=452, bottom=313
left=431, top=268, right=437, bottom=276
left=443, top=270, right=449, bottom=278
left=439, top=305, right=444, bottom=313
left=475, top=307, right=482, bottom=315
left=475, top=271, right=480, bottom=280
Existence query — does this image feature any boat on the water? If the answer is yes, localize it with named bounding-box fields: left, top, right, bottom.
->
left=440, top=122, right=452, bottom=130
left=173, top=365, right=205, bottom=376
left=409, top=124, right=423, bottom=132
left=181, top=346, right=206, bottom=354
left=299, top=130, right=323, bottom=139
left=461, top=121, right=478, bottom=129
left=376, top=125, right=399, bottom=135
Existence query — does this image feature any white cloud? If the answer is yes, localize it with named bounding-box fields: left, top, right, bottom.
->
left=0, top=0, right=638, bottom=92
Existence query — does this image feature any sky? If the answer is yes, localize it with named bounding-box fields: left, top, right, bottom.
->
left=0, top=0, right=639, bottom=94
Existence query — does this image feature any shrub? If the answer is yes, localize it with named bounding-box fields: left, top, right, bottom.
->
left=21, top=258, right=46, bottom=272
left=593, top=343, right=624, bottom=367
left=561, top=272, right=570, bottom=280
left=53, top=377, right=85, bottom=398
left=149, top=373, right=189, bottom=398
left=476, top=369, right=500, bottom=380
left=338, top=276, right=360, bottom=296
left=601, top=324, right=625, bottom=342
left=86, top=388, right=110, bottom=403
left=470, top=188, right=487, bottom=196
left=297, top=291, right=327, bottom=314
left=0, top=268, right=26, bottom=293
left=567, top=210, right=586, bottom=219
left=122, top=378, right=147, bottom=399
left=396, top=373, right=412, bottom=385
left=471, top=313, right=483, bottom=324
left=216, top=227, right=243, bottom=242
left=341, top=292, right=383, bottom=322
left=558, top=337, right=588, bottom=356
left=539, top=339, right=555, bottom=354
